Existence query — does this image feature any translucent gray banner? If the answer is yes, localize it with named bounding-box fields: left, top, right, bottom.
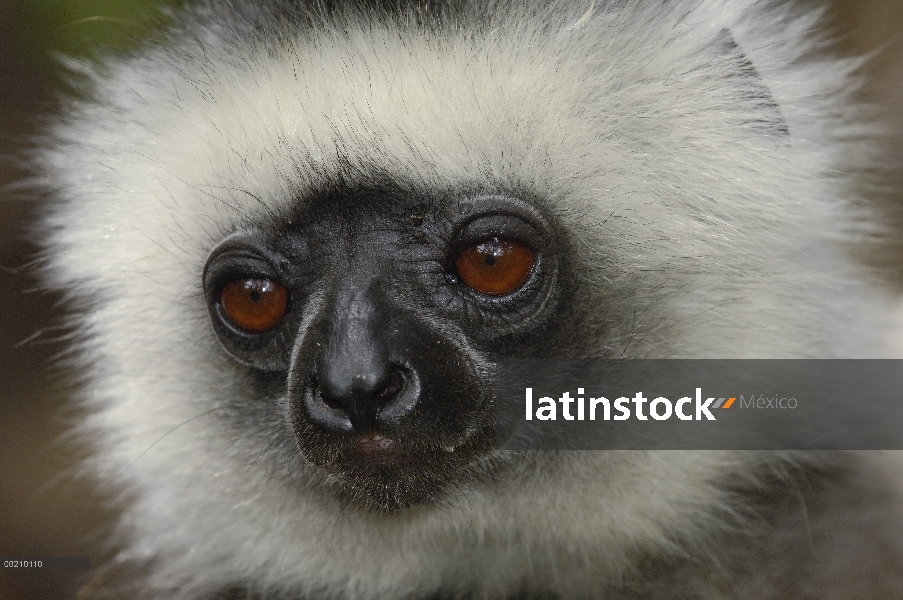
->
left=494, top=360, right=903, bottom=449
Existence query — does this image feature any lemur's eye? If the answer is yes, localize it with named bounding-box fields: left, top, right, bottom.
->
left=219, top=279, right=288, bottom=333
left=455, top=237, right=534, bottom=296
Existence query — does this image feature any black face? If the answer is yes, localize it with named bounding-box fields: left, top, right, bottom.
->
left=203, top=188, right=574, bottom=511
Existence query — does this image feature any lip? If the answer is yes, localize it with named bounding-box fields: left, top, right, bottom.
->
left=352, top=433, right=397, bottom=454
left=300, top=422, right=494, bottom=512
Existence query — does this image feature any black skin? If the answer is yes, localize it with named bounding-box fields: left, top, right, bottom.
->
left=203, top=184, right=577, bottom=511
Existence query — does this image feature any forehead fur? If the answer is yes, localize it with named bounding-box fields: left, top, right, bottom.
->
left=41, top=0, right=821, bottom=285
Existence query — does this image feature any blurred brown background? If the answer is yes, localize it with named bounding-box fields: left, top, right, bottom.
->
left=0, top=1, right=901, bottom=599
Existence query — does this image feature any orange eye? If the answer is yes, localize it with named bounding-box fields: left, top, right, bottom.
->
left=220, top=279, right=288, bottom=333
left=454, top=237, right=534, bottom=296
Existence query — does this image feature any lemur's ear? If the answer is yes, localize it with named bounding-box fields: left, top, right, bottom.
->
left=715, top=28, right=789, bottom=136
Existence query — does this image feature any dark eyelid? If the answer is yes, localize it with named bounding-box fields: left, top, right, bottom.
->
left=204, top=247, right=281, bottom=290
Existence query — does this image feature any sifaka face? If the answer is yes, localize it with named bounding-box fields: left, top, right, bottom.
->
left=202, top=188, right=577, bottom=510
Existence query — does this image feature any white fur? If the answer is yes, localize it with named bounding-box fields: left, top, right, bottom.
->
left=36, top=0, right=902, bottom=598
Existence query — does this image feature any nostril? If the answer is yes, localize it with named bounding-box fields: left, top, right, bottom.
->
left=375, top=367, right=420, bottom=424
left=320, top=391, right=347, bottom=413
left=302, top=379, right=354, bottom=433
left=374, top=370, right=405, bottom=407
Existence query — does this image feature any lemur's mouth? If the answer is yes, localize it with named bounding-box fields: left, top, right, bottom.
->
left=311, top=434, right=493, bottom=512
left=290, top=387, right=495, bottom=512
left=353, top=433, right=397, bottom=454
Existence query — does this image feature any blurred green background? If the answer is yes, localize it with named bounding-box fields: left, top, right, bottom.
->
left=0, top=1, right=900, bottom=599
left=17, top=0, right=183, bottom=56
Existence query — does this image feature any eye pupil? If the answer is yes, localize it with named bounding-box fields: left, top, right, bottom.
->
left=220, top=279, right=288, bottom=333
left=454, top=237, right=534, bottom=296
